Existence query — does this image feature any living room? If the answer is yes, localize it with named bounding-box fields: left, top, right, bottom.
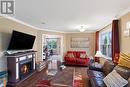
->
left=0, top=0, right=130, bottom=87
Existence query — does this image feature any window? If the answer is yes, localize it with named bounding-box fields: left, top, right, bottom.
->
left=46, top=38, right=58, bottom=50
left=99, top=31, right=112, bottom=58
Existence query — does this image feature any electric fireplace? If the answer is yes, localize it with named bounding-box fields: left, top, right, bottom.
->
left=7, top=51, right=36, bottom=85
left=19, top=59, right=34, bottom=80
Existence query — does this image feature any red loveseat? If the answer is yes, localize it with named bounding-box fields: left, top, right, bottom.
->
left=64, top=51, right=90, bottom=66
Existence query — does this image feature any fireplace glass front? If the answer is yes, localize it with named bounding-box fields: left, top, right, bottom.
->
left=19, top=60, right=34, bottom=80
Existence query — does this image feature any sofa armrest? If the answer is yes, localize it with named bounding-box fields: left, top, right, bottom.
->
left=64, top=56, right=68, bottom=60
left=64, top=54, right=68, bottom=57
left=64, top=54, right=69, bottom=61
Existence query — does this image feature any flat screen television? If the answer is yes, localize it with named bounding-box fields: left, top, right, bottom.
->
left=7, top=30, right=36, bottom=50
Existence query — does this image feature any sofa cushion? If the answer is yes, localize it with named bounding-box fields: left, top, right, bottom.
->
left=76, top=58, right=86, bottom=64
left=103, top=70, right=128, bottom=87
left=80, top=54, right=86, bottom=58
left=103, top=60, right=115, bottom=75
left=67, top=53, right=75, bottom=58
left=87, top=70, right=105, bottom=78
left=90, top=77, right=106, bottom=87
left=114, top=65, right=130, bottom=80
left=67, top=51, right=86, bottom=58
left=118, top=52, right=130, bottom=69
left=76, top=52, right=80, bottom=58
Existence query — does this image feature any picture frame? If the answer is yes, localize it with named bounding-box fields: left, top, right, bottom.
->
left=123, top=29, right=130, bottom=37
left=71, top=37, right=89, bottom=48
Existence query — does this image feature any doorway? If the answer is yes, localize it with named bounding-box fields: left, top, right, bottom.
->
left=42, top=34, right=63, bottom=61
left=46, top=38, right=60, bottom=55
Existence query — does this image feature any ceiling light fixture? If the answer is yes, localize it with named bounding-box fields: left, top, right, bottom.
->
left=79, top=26, right=86, bottom=32
left=41, top=22, right=45, bottom=24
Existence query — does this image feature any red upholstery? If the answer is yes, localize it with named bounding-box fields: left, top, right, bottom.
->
left=64, top=51, right=90, bottom=66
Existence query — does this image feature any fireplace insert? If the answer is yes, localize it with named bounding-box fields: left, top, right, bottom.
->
left=19, top=59, right=34, bottom=80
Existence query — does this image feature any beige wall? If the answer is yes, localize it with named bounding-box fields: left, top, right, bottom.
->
left=0, top=17, right=66, bottom=71
left=65, top=33, right=95, bottom=56
left=119, top=12, right=130, bottom=53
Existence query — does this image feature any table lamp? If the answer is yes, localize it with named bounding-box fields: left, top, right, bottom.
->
left=95, top=51, right=103, bottom=62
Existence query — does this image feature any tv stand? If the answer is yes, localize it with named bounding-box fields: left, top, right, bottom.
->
left=6, top=50, right=36, bottom=55
left=6, top=51, right=36, bottom=87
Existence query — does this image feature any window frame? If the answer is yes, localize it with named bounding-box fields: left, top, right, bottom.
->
left=99, top=28, right=112, bottom=59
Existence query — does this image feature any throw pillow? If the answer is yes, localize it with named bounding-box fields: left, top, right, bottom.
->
left=103, top=70, right=128, bottom=87
left=118, top=52, right=130, bottom=69
left=80, top=54, right=87, bottom=58
left=68, top=53, right=75, bottom=58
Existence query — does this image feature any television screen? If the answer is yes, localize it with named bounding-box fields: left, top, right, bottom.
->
left=7, top=30, right=36, bottom=50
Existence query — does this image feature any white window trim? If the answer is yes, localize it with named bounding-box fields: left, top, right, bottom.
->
left=99, top=28, right=112, bottom=60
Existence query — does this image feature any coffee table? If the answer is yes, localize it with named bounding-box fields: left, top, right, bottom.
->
left=51, top=67, right=90, bottom=87
left=51, top=67, right=74, bottom=87
left=45, top=60, right=90, bottom=87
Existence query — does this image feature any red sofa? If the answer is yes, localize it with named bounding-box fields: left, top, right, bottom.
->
left=64, top=51, right=90, bottom=66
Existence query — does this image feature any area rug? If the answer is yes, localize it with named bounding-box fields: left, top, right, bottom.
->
left=73, top=67, right=90, bottom=87
left=35, top=80, right=51, bottom=87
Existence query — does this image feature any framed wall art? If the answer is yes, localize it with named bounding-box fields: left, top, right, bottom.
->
left=71, top=37, right=89, bottom=48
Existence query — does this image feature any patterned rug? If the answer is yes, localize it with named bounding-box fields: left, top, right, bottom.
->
left=73, top=67, right=90, bottom=87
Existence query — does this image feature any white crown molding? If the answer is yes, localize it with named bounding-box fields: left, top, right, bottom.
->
left=96, top=6, right=130, bottom=32
left=65, top=31, right=96, bottom=33
left=117, top=6, right=130, bottom=18
left=0, top=14, right=66, bottom=33
left=0, top=14, right=96, bottom=33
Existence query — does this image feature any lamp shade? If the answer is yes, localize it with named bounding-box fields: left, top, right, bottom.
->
left=95, top=51, right=103, bottom=57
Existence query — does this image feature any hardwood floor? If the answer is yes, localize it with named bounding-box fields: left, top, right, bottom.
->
left=7, top=67, right=48, bottom=87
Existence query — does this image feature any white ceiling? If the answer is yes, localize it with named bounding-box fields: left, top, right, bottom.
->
left=14, top=0, right=130, bottom=33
